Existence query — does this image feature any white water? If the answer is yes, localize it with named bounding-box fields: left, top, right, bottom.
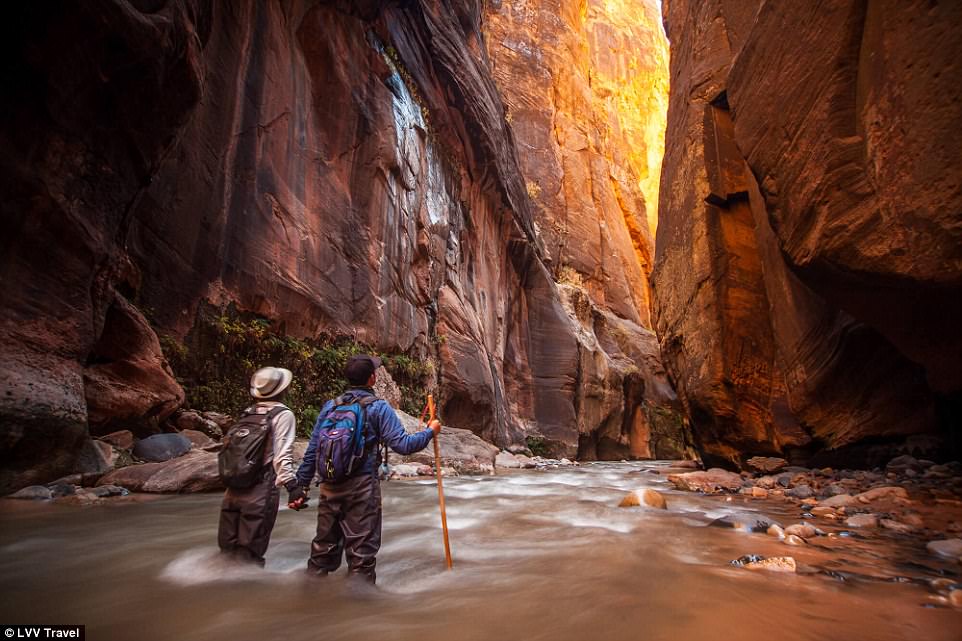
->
left=1, top=462, right=960, bottom=641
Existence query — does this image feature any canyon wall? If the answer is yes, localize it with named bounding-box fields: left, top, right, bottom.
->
left=482, top=0, right=681, bottom=460
left=653, top=0, right=962, bottom=468
left=0, top=0, right=681, bottom=491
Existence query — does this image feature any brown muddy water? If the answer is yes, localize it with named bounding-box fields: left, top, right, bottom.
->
left=1, top=462, right=961, bottom=641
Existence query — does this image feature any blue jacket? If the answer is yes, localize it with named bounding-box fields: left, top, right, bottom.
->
left=295, top=387, right=434, bottom=486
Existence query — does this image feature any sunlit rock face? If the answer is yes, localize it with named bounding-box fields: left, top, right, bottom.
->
left=483, top=0, right=682, bottom=460
left=653, top=0, right=962, bottom=468
left=0, top=0, right=680, bottom=489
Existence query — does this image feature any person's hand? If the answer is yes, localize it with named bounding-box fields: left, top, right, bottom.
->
left=286, top=482, right=308, bottom=510
left=429, top=419, right=442, bottom=437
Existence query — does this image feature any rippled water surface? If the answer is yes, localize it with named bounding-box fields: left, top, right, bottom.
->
left=2, top=462, right=960, bottom=641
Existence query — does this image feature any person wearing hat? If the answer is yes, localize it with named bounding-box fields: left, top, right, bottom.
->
left=217, top=366, right=303, bottom=565
left=293, top=354, right=441, bottom=583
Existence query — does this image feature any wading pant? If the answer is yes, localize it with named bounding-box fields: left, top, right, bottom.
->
left=218, top=468, right=279, bottom=566
left=308, top=473, right=382, bottom=582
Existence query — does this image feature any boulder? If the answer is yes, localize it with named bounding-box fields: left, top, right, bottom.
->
left=99, top=430, right=135, bottom=450
left=514, top=453, right=536, bottom=469
left=132, top=433, right=191, bottom=462
left=845, top=513, right=879, bottom=528
left=393, top=411, right=498, bottom=474
left=667, top=468, right=743, bottom=493
left=747, top=457, right=788, bottom=474
left=7, top=485, right=53, bottom=500
left=180, top=429, right=215, bottom=449
left=373, top=366, right=402, bottom=409
left=495, top=451, right=522, bottom=469
left=98, top=451, right=221, bottom=493
left=73, top=439, right=116, bottom=479
left=927, top=539, right=962, bottom=559
left=172, top=410, right=223, bottom=439
left=887, top=455, right=920, bottom=472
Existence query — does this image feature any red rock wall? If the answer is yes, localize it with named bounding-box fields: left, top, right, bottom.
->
left=482, top=0, right=684, bottom=460
left=0, top=0, right=683, bottom=490
left=654, top=0, right=962, bottom=467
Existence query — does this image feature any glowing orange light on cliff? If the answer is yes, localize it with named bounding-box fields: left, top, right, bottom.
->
left=589, top=0, right=670, bottom=241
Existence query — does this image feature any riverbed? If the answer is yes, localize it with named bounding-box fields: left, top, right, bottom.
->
left=1, top=462, right=960, bottom=641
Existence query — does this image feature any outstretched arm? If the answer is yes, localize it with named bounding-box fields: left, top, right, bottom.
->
left=376, top=402, right=436, bottom=455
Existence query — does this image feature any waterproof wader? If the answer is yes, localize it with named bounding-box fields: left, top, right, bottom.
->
left=307, top=473, right=382, bottom=582
left=218, top=468, right=279, bottom=565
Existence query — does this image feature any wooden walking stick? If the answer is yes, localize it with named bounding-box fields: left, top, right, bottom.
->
left=428, top=394, right=453, bottom=570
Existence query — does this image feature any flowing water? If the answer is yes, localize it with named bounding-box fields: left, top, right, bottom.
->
left=1, top=462, right=960, bottom=641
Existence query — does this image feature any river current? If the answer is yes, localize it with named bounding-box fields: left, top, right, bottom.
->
left=1, top=462, right=960, bottom=641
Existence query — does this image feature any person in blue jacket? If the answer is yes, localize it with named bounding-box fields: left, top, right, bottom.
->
left=292, top=354, right=441, bottom=583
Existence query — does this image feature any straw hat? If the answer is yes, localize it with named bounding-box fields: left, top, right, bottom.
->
left=250, top=367, right=293, bottom=399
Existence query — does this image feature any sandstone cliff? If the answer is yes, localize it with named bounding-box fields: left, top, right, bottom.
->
left=0, top=0, right=682, bottom=491
left=653, top=0, right=962, bottom=467
left=483, top=0, right=682, bottom=460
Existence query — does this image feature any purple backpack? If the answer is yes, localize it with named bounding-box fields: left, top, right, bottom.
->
left=314, top=394, right=378, bottom=482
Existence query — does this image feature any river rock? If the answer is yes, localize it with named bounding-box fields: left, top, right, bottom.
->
left=747, top=457, right=788, bottom=474
left=389, top=464, right=422, bottom=479
left=172, top=410, right=223, bottom=440
left=180, top=429, right=215, bottom=449
left=810, top=506, right=835, bottom=517
left=822, top=494, right=857, bottom=508
left=887, top=455, right=920, bottom=472
left=495, top=451, right=522, bottom=469
left=750, top=487, right=769, bottom=498
left=618, top=489, right=667, bottom=509
left=668, top=468, right=743, bottom=493
left=47, top=483, right=77, bottom=498
left=7, top=485, right=53, bottom=500
left=89, top=484, right=128, bottom=498
left=132, top=433, right=192, bottom=463
left=514, top=454, right=536, bottom=469
left=927, top=539, right=962, bottom=559
left=950, top=590, right=962, bottom=608
left=783, top=534, right=805, bottom=546
left=741, top=556, right=797, bottom=573
left=856, top=486, right=909, bottom=503
left=845, top=513, right=879, bottom=528
left=710, top=513, right=779, bottom=533
left=787, top=484, right=813, bottom=499
left=785, top=523, right=817, bottom=539
left=98, top=451, right=221, bottom=493
left=99, top=430, right=135, bottom=450
left=767, top=524, right=785, bottom=539
left=879, top=518, right=916, bottom=534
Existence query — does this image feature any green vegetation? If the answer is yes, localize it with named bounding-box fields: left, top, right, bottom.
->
left=160, top=309, right=434, bottom=437
left=525, top=435, right=550, bottom=458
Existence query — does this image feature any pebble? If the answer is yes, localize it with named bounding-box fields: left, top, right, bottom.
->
left=767, top=524, right=785, bottom=539
left=783, top=534, right=805, bottom=546
left=845, top=513, right=878, bottom=528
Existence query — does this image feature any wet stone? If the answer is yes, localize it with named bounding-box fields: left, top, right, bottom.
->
left=845, top=513, right=879, bottom=528
left=927, top=539, right=962, bottom=559
left=784, top=534, right=805, bottom=546
left=788, top=485, right=813, bottom=499
left=7, top=485, right=53, bottom=500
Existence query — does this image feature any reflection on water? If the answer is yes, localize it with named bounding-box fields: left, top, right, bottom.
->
left=1, top=462, right=960, bottom=641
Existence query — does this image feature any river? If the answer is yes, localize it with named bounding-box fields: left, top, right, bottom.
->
left=1, top=462, right=960, bottom=641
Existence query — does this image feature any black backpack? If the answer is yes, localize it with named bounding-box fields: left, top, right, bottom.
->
left=218, top=405, right=287, bottom=489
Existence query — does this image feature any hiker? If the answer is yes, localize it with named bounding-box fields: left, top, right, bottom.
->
left=291, top=354, right=441, bottom=583
left=217, top=366, right=303, bottom=566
